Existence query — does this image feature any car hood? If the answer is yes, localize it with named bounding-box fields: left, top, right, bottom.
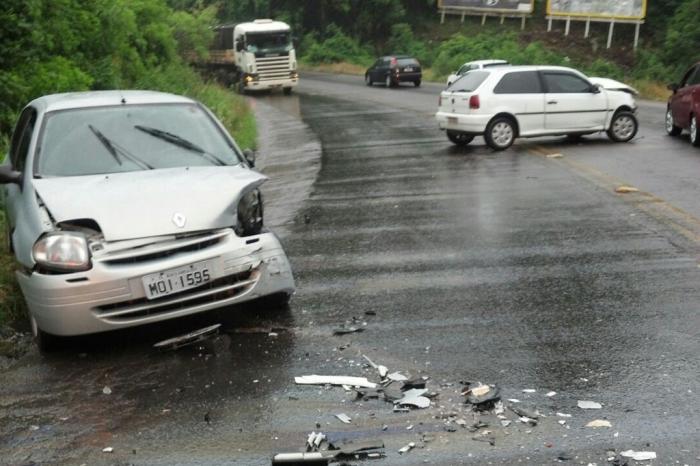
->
left=32, top=166, right=267, bottom=242
left=589, top=77, right=639, bottom=96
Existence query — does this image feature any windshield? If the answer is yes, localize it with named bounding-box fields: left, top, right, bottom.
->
left=36, top=103, right=242, bottom=177
left=447, top=71, right=490, bottom=92
left=245, top=31, right=292, bottom=54
left=397, top=58, right=419, bottom=66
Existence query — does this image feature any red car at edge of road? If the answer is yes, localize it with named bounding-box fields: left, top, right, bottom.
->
left=666, top=62, right=700, bottom=146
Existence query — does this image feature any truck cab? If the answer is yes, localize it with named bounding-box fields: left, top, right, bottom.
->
left=232, top=19, right=298, bottom=93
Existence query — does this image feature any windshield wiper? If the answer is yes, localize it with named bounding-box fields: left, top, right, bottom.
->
left=134, top=125, right=227, bottom=166
left=89, top=124, right=122, bottom=166
left=88, top=124, right=154, bottom=170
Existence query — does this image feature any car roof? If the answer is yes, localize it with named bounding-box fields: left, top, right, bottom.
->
left=28, top=90, right=196, bottom=114
left=474, top=65, right=585, bottom=75
left=463, top=59, right=509, bottom=66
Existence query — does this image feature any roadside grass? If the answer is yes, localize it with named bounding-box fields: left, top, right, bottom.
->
left=300, top=62, right=367, bottom=76
left=631, top=80, right=671, bottom=102
left=0, top=211, right=25, bottom=328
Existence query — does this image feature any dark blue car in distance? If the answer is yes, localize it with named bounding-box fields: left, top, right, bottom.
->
left=365, top=55, right=422, bottom=88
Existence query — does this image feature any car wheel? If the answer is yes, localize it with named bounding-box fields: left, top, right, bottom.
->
left=607, top=111, right=638, bottom=143
left=31, top=316, right=62, bottom=352
left=666, top=109, right=682, bottom=136
left=283, top=87, right=292, bottom=95
left=690, top=116, right=700, bottom=147
left=414, top=80, right=421, bottom=87
left=446, top=130, right=474, bottom=146
left=365, top=74, right=372, bottom=86
left=385, top=74, right=393, bottom=88
left=485, top=116, right=516, bottom=151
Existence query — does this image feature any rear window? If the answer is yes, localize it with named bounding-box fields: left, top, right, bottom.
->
left=397, top=58, right=419, bottom=66
left=447, top=71, right=489, bottom=92
left=494, top=71, right=542, bottom=94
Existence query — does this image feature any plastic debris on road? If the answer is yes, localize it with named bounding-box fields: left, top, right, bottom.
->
left=620, top=450, right=656, bottom=461
left=332, top=326, right=364, bottom=335
left=153, top=323, right=221, bottom=351
left=586, top=419, right=612, bottom=428
left=362, top=355, right=388, bottom=379
left=335, top=413, right=352, bottom=424
left=615, top=186, right=639, bottom=194
left=398, top=442, right=415, bottom=454
left=102, top=447, right=113, bottom=453
left=522, top=389, right=537, bottom=393
left=464, top=383, right=501, bottom=409
left=578, top=400, right=602, bottom=409
left=387, top=372, right=408, bottom=382
left=295, top=375, right=377, bottom=388
left=395, top=388, right=431, bottom=409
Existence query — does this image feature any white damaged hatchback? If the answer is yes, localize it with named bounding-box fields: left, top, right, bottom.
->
left=0, top=91, right=295, bottom=350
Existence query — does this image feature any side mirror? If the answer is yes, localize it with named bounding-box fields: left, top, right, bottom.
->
left=591, top=83, right=602, bottom=94
left=0, top=165, right=21, bottom=184
left=235, top=40, right=244, bottom=52
left=243, top=148, right=256, bottom=168
left=667, top=83, right=679, bottom=92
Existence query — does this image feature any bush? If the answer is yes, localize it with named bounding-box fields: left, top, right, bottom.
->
left=302, top=24, right=373, bottom=66
left=385, top=23, right=432, bottom=66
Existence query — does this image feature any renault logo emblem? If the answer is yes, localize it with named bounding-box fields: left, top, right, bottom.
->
left=172, top=212, right=187, bottom=228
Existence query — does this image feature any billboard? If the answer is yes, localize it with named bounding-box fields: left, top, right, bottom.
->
left=438, top=0, right=534, bottom=14
left=546, top=0, right=647, bottom=20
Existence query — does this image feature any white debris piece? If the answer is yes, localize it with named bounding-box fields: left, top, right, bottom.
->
left=362, top=355, right=389, bottom=378
left=471, top=384, right=491, bottom=397
left=387, top=372, right=408, bottom=382
left=621, top=450, right=657, bottom=461
left=501, top=420, right=512, bottom=427
left=294, top=375, right=377, bottom=388
left=546, top=391, right=557, bottom=397
left=102, top=386, right=112, bottom=395
left=578, top=400, right=602, bottom=410
left=522, top=389, right=536, bottom=393
left=396, top=388, right=431, bottom=409
left=455, top=419, right=468, bottom=427
left=556, top=412, right=572, bottom=418
left=494, top=401, right=505, bottom=415
left=102, top=447, right=113, bottom=453
left=398, top=442, right=415, bottom=454
left=507, top=399, right=521, bottom=403
left=586, top=419, right=612, bottom=428
left=558, top=420, right=567, bottom=425
left=335, top=413, right=352, bottom=424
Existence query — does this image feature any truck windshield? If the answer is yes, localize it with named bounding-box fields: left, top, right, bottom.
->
left=36, top=103, right=242, bottom=177
left=245, top=31, right=292, bottom=54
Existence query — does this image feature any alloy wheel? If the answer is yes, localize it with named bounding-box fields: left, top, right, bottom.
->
left=612, top=114, right=636, bottom=140
left=491, top=122, right=514, bottom=148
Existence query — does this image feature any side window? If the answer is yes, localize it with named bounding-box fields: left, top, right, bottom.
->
left=9, top=107, right=37, bottom=172
left=382, top=58, right=391, bottom=67
left=494, top=71, right=543, bottom=94
left=680, top=66, right=697, bottom=87
left=543, top=72, right=592, bottom=93
left=373, top=59, right=382, bottom=68
left=687, top=68, right=700, bottom=86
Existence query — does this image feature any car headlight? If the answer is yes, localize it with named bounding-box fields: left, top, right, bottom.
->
left=33, top=232, right=91, bottom=272
left=236, top=189, right=263, bottom=236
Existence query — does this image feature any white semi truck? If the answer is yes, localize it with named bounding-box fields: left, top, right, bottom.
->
left=196, top=19, right=299, bottom=94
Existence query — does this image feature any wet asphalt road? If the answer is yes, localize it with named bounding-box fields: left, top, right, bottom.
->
left=2, top=73, right=700, bottom=465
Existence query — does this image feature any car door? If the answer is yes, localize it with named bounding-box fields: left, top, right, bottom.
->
left=542, top=71, right=608, bottom=131
left=670, top=65, right=700, bottom=129
left=369, top=59, right=382, bottom=81
left=491, top=70, right=545, bottom=136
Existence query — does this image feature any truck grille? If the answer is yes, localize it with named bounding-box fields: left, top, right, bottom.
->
left=256, top=56, right=290, bottom=81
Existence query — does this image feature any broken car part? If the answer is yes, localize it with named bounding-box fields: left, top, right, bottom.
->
left=153, top=324, right=222, bottom=351
left=295, top=375, right=377, bottom=389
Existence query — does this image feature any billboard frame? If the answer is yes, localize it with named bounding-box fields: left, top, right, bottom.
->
left=546, top=0, right=647, bottom=21
left=438, top=0, right=534, bottom=30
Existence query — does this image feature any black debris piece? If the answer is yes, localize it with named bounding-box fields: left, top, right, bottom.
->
left=466, top=386, right=502, bottom=410
left=401, top=378, right=426, bottom=391
left=556, top=452, right=573, bottom=462
left=355, top=387, right=383, bottom=400
left=509, top=405, right=540, bottom=419
left=153, top=324, right=221, bottom=351
left=332, top=327, right=364, bottom=335
left=467, top=421, right=489, bottom=433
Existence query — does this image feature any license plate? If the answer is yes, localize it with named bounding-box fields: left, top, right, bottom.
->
left=404, top=67, right=413, bottom=72
left=142, top=261, right=213, bottom=300
left=447, top=116, right=458, bottom=124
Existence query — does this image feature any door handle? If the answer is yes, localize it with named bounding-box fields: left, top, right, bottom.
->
left=547, top=100, right=558, bottom=105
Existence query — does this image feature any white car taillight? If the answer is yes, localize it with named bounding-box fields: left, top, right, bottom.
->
left=33, top=232, right=91, bottom=272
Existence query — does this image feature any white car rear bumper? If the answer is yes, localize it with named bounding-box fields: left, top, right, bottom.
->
left=435, top=111, right=492, bottom=134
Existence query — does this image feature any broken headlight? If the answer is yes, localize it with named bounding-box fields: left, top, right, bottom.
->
left=236, top=189, right=263, bottom=236
left=33, top=231, right=91, bottom=272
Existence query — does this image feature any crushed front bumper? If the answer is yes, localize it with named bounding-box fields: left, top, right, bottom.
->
left=17, top=229, right=295, bottom=336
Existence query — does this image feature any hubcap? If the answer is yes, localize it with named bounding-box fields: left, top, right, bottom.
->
left=491, top=122, right=514, bottom=147
left=613, top=115, right=635, bottom=140
left=666, top=110, right=675, bottom=133
left=692, top=118, right=698, bottom=144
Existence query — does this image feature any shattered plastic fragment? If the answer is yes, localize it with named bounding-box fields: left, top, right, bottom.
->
left=295, top=375, right=377, bottom=388
left=615, top=186, right=639, bottom=194
left=507, top=399, right=521, bottom=403
left=510, top=405, right=540, bottom=419
left=522, top=389, right=536, bottom=393
left=335, top=413, right=352, bottom=424
left=102, top=447, right=113, bottom=453
left=586, top=419, right=612, bottom=428
left=501, top=420, right=512, bottom=427
left=620, top=450, right=656, bottom=461
left=398, top=442, right=415, bottom=454
left=362, top=355, right=388, bottom=378
left=387, top=372, right=408, bottom=382
left=556, top=412, right=572, bottom=418
left=546, top=391, right=557, bottom=397
left=471, top=384, right=491, bottom=397
left=546, top=153, right=564, bottom=159
left=518, top=416, right=537, bottom=426
left=577, top=400, right=602, bottom=410
left=153, top=324, right=221, bottom=350
left=333, top=327, right=364, bottom=335
left=395, top=388, right=431, bottom=409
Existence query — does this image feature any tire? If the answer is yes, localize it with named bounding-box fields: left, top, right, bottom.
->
left=365, top=74, right=372, bottom=86
left=385, top=74, right=394, bottom=88
left=283, top=87, right=292, bottom=95
left=484, top=116, right=516, bottom=151
left=691, top=116, right=700, bottom=147
left=666, top=108, right=682, bottom=136
left=414, top=80, right=421, bottom=87
left=446, top=130, right=474, bottom=146
left=566, top=134, right=584, bottom=142
left=607, top=111, right=638, bottom=143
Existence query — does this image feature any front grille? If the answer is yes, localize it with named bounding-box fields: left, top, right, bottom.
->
left=256, top=56, right=290, bottom=80
left=95, top=270, right=255, bottom=321
left=98, top=231, right=228, bottom=266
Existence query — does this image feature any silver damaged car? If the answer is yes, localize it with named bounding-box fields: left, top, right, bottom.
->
left=0, top=90, right=295, bottom=349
